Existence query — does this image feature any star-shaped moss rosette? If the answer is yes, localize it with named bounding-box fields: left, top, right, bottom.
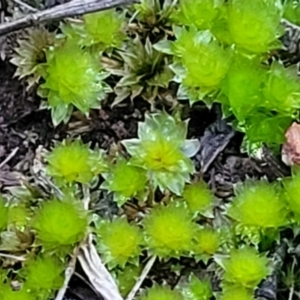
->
left=38, top=40, right=112, bottom=126
left=182, top=181, right=213, bottom=216
left=143, top=202, right=198, bottom=258
left=155, top=28, right=232, bottom=103
left=227, top=0, right=283, bottom=54
left=46, top=139, right=107, bottom=186
left=121, top=111, right=200, bottom=195
left=61, top=9, right=126, bottom=51
left=107, top=36, right=173, bottom=106
left=217, top=246, right=271, bottom=289
left=10, top=27, right=56, bottom=89
left=32, top=198, right=89, bottom=251
left=101, top=158, right=148, bottom=207
left=227, top=181, right=288, bottom=231
left=96, top=218, right=143, bottom=269
left=193, top=227, right=221, bottom=261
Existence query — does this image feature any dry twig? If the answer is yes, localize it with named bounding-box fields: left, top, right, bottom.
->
left=125, top=255, right=157, bottom=300
left=0, top=0, right=136, bottom=36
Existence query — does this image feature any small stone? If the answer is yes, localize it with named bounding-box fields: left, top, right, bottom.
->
left=282, top=122, right=300, bottom=166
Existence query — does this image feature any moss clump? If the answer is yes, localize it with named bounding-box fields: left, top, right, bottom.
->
left=143, top=202, right=197, bottom=257
left=33, top=198, right=88, bottom=250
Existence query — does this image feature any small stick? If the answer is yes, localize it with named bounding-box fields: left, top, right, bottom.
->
left=0, top=0, right=135, bottom=36
left=125, top=255, right=157, bottom=300
left=55, top=247, right=80, bottom=300
left=0, top=252, right=26, bottom=261
left=0, top=147, right=19, bottom=169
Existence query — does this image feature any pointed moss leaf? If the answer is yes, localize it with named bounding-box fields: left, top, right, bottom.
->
left=221, top=247, right=271, bottom=288
left=153, top=39, right=174, bottom=55
left=228, top=181, right=288, bottom=229
left=51, top=103, right=71, bottom=127
left=24, top=255, right=65, bottom=290
left=96, top=218, right=142, bottom=269
left=143, top=202, right=197, bottom=257
left=33, top=198, right=89, bottom=249
left=227, top=0, right=283, bottom=53
left=140, top=285, right=184, bottom=300
left=182, top=139, right=200, bottom=157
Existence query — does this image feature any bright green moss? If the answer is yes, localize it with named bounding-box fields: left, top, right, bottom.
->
left=46, top=139, right=107, bottom=185
left=227, top=0, right=283, bottom=53
left=182, top=181, right=213, bottom=215
left=182, top=274, right=213, bottom=300
left=38, top=40, right=111, bottom=125
left=115, top=264, right=142, bottom=297
left=140, top=285, right=184, bottom=300
left=221, top=55, right=267, bottom=121
left=24, top=255, right=64, bottom=290
left=33, top=198, right=88, bottom=249
left=0, top=196, right=8, bottom=231
left=283, top=173, right=300, bottom=221
left=101, top=159, right=148, bottom=206
left=62, top=9, right=125, bottom=50
left=143, top=202, right=197, bottom=257
left=228, top=181, right=288, bottom=229
left=263, top=62, right=300, bottom=114
left=181, top=30, right=232, bottom=96
left=122, top=112, right=197, bottom=195
left=96, top=218, right=143, bottom=269
left=220, top=286, right=254, bottom=300
left=193, top=228, right=220, bottom=256
left=244, top=112, right=292, bottom=145
left=175, top=0, right=222, bottom=29
left=0, top=284, right=34, bottom=300
left=221, top=247, right=270, bottom=288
